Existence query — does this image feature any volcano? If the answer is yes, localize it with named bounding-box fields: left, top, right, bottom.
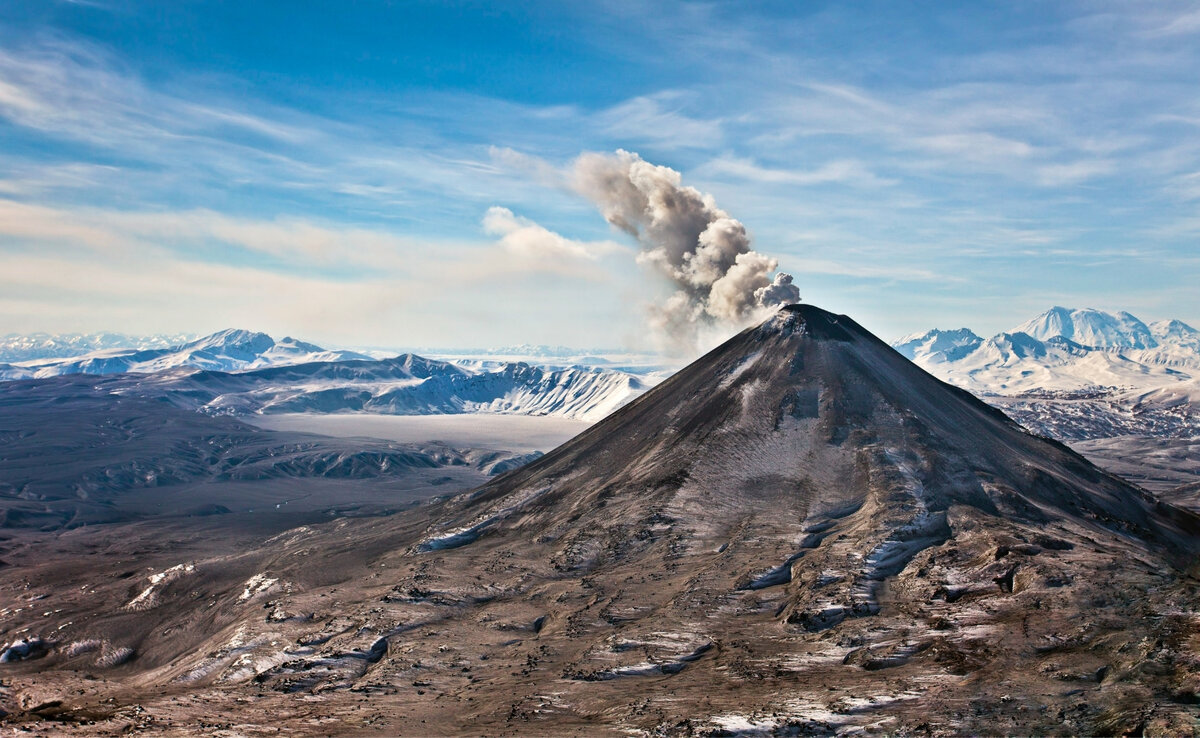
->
left=4, top=305, right=1200, bottom=735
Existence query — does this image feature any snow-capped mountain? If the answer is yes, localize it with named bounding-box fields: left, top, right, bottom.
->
left=893, top=307, right=1200, bottom=441
left=5, top=352, right=648, bottom=423
left=0, top=329, right=654, bottom=422
left=892, top=327, right=982, bottom=364
left=174, top=355, right=647, bottom=422
left=0, top=331, right=197, bottom=363
left=474, top=343, right=582, bottom=358
left=898, top=307, right=1200, bottom=393
left=0, top=329, right=372, bottom=380
left=1012, top=306, right=1158, bottom=350
left=1150, top=318, right=1200, bottom=352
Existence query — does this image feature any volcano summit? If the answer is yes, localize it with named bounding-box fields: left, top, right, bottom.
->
left=3, top=305, right=1200, bottom=735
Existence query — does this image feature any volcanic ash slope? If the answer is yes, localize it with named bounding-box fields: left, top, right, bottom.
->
left=4, top=304, right=1200, bottom=736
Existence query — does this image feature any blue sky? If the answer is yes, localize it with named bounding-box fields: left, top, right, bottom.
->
left=2, top=0, right=1199, bottom=349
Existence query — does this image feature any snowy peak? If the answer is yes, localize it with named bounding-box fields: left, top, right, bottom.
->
left=892, top=306, right=1200, bottom=395
left=179, top=329, right=278, bottom=365
left=1012, top=306, right=1156, bottom=350
left=0, top=329, right=372, bottom=379
left=1150, top=319, right=1200, bottom=351
left=393, top=352, right=466, bottom=380
left=53, top=352, right=642, bottom=422
left=273, top=336, right=325, bottom=354
left=188, top=328, right=274, bottom=353
left=0, top=331, right=649, bottom=422
left=484, top=343, right=579, bottom=358
left=980, top=331, right=1052, bottom=361
left=892, top=328, right=982, bottom=363
left=144, top=328, right=371, bottom=372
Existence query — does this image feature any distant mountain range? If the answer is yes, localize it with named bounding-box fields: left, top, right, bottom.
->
left=894, top=306, right=1200, bottom=392
left=0, top=329, right=371, bottom=379
left=893, top=306, right=1200, bottom=440
left=0, top=329, right=648, bottom=422
left=0, top=331, right=198, bottom=363
left=157, top=354, right=644, bottom=422
left=5, top=309, right=1198, bottom=439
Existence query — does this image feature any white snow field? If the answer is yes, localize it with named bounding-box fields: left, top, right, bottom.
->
left=245, top=413, right=592, bottom=453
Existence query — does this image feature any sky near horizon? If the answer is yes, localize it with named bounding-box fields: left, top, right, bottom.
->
left=2, top=1, right=1199, bottom=350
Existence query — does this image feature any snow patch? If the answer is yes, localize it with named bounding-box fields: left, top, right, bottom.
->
left=239, top=573, right=279, bottom=602
left=125, top=563, right=194, bottom=611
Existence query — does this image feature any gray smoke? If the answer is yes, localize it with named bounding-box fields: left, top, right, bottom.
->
left=571, top=149, right=799, bottom=353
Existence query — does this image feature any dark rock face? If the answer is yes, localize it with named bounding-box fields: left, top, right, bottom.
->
left=3, top=304, right=1199, bottom=735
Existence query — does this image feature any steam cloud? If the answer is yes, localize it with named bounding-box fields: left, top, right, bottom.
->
left=571, top=150, right=799, bottom=353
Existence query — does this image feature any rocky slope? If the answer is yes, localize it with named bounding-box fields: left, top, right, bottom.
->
left=2, top=305, right=1198, bottom=735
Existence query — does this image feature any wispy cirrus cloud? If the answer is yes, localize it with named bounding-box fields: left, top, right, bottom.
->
left=0, top=42, right=312, bottom=150
left=1139, top=6, right=1200, bottom=37
left=695, top=156, right=896, bottom=188
left=595, top=92, right=724, bottom=149
left=0, top=197, right=640, bottom=343
left=3, top=1, right=1200, bottom=343
left=0, top=196, right=636, bottom=284
left=1035, top=160, right=1115, bottom=186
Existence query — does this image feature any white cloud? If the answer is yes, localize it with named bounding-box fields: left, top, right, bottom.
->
left=1142, top=8, right=1200, bottom=37
left=0, top=199, right=425, bottom=269
left=698, top=156, right=896, bottom=187
left=794, top=258, right=948, bottom=283
left=1035, top=160, right=1114, bottom=186
left=0, top=43, right=308, bottom=149
left=487, top=146, right=566, bottom=188
left=912, top=132, right=1035, bottom=161
left=482, top=206, right=628, bottom=263
left=1167, top=171, right=1200, bottom=201
left=0, top=78, right=46, bottom=115
left=596, top=92, right=724, bottom=148
left=0, top=203, right=637, bottom=345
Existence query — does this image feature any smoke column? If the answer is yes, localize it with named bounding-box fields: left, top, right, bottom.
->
left=571, top=150, right=799, bottom=354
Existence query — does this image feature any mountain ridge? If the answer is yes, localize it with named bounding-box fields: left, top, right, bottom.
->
left=0, top=328, right=373, bottom=379
left=893, top=306, right=1200, bottom=441
left=897, top=307, right=1200, bottom=380
left=1, top=351, right=647, bottom=423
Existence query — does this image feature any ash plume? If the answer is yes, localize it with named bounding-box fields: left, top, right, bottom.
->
left=571, top=150, right=799, bottom=353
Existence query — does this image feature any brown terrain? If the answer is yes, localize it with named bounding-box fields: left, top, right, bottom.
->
left=3, top=304, right=1200, bottom=735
